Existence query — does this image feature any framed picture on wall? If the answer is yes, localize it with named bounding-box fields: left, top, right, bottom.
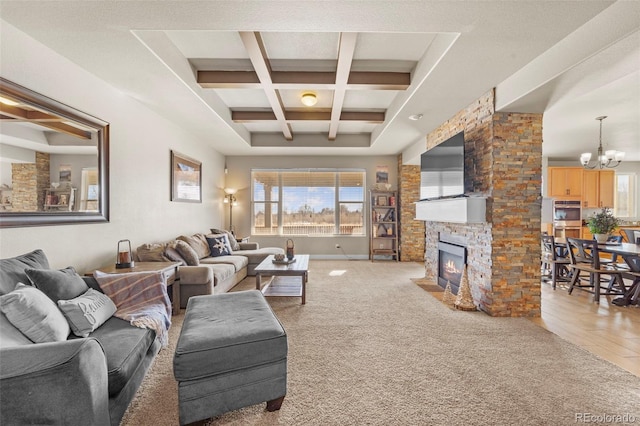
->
left=171, top=151, right=202, bottom=203
left=376, top=165, right=389, bottom=184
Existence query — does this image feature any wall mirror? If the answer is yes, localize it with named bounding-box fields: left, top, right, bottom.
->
left=0, top=77, right=109, bottom=227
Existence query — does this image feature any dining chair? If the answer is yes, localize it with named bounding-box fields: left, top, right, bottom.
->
left=541, top=235, right=571, bottom=290
left=593, top=235, right=629, bottom=270
left=612, top=253, right=640, bottom=307
left=566, top=237, right=627, bottom=303
left=620, top=228, right=640, bottom=244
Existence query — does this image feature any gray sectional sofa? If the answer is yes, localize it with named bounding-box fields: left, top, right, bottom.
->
left=0, top=250, right=160, bottom=426
left=0, top=232, right=283, bottom=425
left=136, top=230, right=284, bottom=308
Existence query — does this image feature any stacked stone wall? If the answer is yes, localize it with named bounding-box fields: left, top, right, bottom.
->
left=398, top=156, right=424, bottom=261
left=407, top=89, right=542, bottom=317
left=11, top=163, right=38, bottom=212
left=10, top=152, right=50, bottom=212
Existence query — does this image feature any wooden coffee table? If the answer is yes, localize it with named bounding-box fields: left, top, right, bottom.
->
left=255, top=255, right=309, bottom=304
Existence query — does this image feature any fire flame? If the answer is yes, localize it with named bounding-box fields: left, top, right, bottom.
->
left=444, top=260, right=460, bottom=275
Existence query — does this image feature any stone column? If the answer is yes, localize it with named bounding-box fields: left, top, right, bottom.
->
left=398, top=155, right=425, bottom=261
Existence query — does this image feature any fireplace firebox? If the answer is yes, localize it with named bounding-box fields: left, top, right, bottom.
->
left=438, top=234, right=467, bottom=294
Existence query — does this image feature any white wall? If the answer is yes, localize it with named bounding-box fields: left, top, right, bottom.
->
left=225, top=155, right=398, bottom=258
left=0, top=21, right=226, bottom=272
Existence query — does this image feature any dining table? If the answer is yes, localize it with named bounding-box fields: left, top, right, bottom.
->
left=553, top=237, right=640, bottom=306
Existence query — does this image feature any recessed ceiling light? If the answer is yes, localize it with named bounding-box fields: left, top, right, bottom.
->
left=408, top=114, right=423, bottom=121
left=301, top=92, right=317, bottom=107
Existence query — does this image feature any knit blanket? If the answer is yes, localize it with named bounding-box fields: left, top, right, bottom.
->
left=94, top=270, right=172, bottom=347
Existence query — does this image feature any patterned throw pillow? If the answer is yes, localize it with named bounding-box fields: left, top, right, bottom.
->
left=57, top=288, right=117, bottom=337
left=206, top=234, right=232, bottom=257
left=210, top=228, right=240, bottom=251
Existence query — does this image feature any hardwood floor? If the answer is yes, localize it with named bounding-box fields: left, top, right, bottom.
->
left=528, top=280, right=640, bottom=377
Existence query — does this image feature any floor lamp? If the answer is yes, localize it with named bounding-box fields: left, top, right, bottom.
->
left=223, top=188, right=237, bottom=234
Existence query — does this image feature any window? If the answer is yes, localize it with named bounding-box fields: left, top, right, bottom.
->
left=614, top=173, right=636, bottom=218
left=252, top=169, right=365, bottom=236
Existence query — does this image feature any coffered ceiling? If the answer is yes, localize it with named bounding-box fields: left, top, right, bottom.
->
left=0, top=1, right=638, bottom=161
left=182, top=31, right=424, bottom=142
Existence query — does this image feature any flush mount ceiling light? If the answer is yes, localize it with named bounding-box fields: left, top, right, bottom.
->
left=580, top=116, right=625, bottom=169
left=408, top=114, right=423, bottom=121
left=301, top=92, right=317, bottom=107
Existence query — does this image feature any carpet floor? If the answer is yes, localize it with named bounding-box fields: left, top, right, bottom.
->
left=121, top=260, right=640, bottom=425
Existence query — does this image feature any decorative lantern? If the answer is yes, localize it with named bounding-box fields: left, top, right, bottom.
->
left=286, top=239, right=295, bottom=261
left=115, top=239, right=134, bottom=269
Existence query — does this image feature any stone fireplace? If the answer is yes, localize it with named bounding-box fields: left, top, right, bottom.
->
left=401, top=90, right=542, bottom=317
left=437, top=233, right=467, bottom=294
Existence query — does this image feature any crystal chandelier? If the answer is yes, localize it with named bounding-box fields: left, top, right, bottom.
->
left=580, top=116, right=625, bottom=169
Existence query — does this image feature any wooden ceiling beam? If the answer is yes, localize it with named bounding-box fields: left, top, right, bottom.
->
left=37, top=122, right=93, bottom=139
left=197, top=71, right=261, bottom=88
left=232, top=111, right=277, bottom=122
left=329, top=33, right=358, bottom=141
left=347, top=72, right=411, bottom=90
left=197, top=70, right=409, bottom=90
left=239, top=31, right=293, bottom=140
left=271, top=71, right=337, bottom=87
left=0, top=104, right=91, bottom=139
left=339, top=111, right=385, bottom=122
left=0, top=103, right=60, bottom=121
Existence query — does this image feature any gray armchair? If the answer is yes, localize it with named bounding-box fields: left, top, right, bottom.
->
left=0, top=338, right=110, bottom=425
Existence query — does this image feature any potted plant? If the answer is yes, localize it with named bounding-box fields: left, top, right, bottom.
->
left=586, top=207, right=620, bottom=243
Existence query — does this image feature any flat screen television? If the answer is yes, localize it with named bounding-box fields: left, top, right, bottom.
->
left=420, top=131, right=465, bottom=200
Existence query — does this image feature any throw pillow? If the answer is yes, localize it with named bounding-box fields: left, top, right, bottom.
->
left=0, top=310, right=33, bottom=348
left=25, top=266, right=89, bottom=303
left=163, top=245, right=186, bottom=266
left=210, top=228, right=240, bottom=251
left=0, top=249, right=50, bottom=296
left=174, top=240, right=200, bottom=266
left=206, top=234, right=232, bottom=257
left=57, top=288, right=117, bottom=337
left=136, top=243, right=170, bottom=262
left=177, top=234, right=210, bottom=259
left=0, top=283, right=70, bottom=343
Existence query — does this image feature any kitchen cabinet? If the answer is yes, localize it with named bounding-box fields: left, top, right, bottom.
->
left=582, top=170, right=614, bottom=208
left=548, top=167, right=583, bottom=198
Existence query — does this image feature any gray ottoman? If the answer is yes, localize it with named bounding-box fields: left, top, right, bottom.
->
left=173, top=290, right=287, bottom=425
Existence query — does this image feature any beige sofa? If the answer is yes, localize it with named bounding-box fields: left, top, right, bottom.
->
left=136, top=231, right=284, bottom=308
